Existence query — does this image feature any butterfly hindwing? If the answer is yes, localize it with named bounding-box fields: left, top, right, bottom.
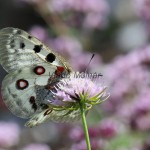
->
left=25, top=108, right=81, bottom=127
left=1, top=64, right=57, bottom=118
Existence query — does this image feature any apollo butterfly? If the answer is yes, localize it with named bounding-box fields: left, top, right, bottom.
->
left=0, top=27, right=81, bottom=127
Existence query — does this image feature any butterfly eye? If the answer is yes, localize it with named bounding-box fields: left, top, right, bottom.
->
left=16, top=79, right=29, bottom=90
left=34, top=66, right=45, bottom=75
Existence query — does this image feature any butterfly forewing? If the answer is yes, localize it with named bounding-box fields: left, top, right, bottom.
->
left=0, top=27, right=72, bottom=73
left=0, top=27, right=76, bottom=127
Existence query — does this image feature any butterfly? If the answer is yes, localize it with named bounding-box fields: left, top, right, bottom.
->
left=0, top=27, right=81, bottom=127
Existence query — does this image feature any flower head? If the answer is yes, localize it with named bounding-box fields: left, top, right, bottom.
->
left=48, top=72, right=109, bottom=122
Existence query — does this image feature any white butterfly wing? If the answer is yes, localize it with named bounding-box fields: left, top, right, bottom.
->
left=0, top=27, right=72, bottom=121
left=0, top=27, right=72, bottom=72
left=1, top=64, right=57, bottom=118
left=25, top=108, right=81, bottom=127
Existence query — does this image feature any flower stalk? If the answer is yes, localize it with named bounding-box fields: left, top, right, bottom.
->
left=79, top=101, right=91, bottom=150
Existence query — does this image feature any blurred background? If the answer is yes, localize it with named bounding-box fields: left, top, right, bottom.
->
left=0, top=0, right=150, bottom=149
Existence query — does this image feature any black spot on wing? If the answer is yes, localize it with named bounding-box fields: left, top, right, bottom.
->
left=28, top=36, right=32, bottom=39
left=33, top=45, right=43, bottom=53
left=29, top=96, right=35, bottom=104
left=32, top=103, right=38, bottom=111
left=20, top=42, right=25, bottom=49
left=45, top=53, right=56, bottom=63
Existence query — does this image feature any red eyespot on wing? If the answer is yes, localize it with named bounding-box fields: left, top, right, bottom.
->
left=55, top=66, right=64, bottom=76
left=34, top=66, right=45, bottom=75
left=16, top=79, right=29, bottom=90
left=57, top=66, right=65, bottom=72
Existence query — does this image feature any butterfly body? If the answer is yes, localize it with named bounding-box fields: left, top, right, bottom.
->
left=0, top=27, right=79, bottom=127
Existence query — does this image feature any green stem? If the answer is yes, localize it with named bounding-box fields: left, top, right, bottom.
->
left=79, top=102, right=91, bottom=150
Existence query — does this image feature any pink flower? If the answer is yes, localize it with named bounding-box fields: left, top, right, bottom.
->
left=71, top=139, right=104, bottom=150
left=0, top=122, right=20, bottom=148
left=104, top=45, right=150, bottom=131
left=47, top=0, right=109, bottom=29
left=48, top=35, right=82, bottom=58
left=69, top=126, right=83, bottom=142
left=133, top=0, right=150, bottom=20
left=46, top=72, right=109, bottom=122
left=29, top=25, right=48, bottom=42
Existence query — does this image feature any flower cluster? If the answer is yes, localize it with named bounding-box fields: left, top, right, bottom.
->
left=133, top=0, right=150, bottom=20
left=69, top=118, right=123, bottom=150
left=47, top=0, right=110, bottom=29
left=0, top=121, right=55, bottom=150
left=133, top=0, right=150, bottom=36
left=21, top=0, right=109, bottom=30
left=104, top=45, right=150, bottom=131
left=0, top=122, right=20, bottom=148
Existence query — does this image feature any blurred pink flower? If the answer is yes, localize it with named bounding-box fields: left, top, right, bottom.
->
left=48, top=35, right=82, bottom=58
left=133, top=0, right=150, bottom=20
left=83, top=13, right=108, bottom=29
left=48, top=0, right=109, bottom=14
left=136, top=115, right=150, bottom=131
left=104, top=45, right=150, bottom=130
left=29, top=25, right=48, bottom=42
left=142, top=138, right=150, bottom=150
left=22, top=143, right=51, bottom=150
left=71, top=139, right=104, bottom=150
left=47, top=0, right=109, bottom=29
left=69, top=118, right=119, bottom=150
left=69, top=126, right=83, bottom=142
left=0, top=122, right=20, bottom=148
left=98, top=118, right=119, bottom=138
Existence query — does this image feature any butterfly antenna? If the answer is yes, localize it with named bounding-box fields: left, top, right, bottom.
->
left=85, top=53, right=95, bottom=73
